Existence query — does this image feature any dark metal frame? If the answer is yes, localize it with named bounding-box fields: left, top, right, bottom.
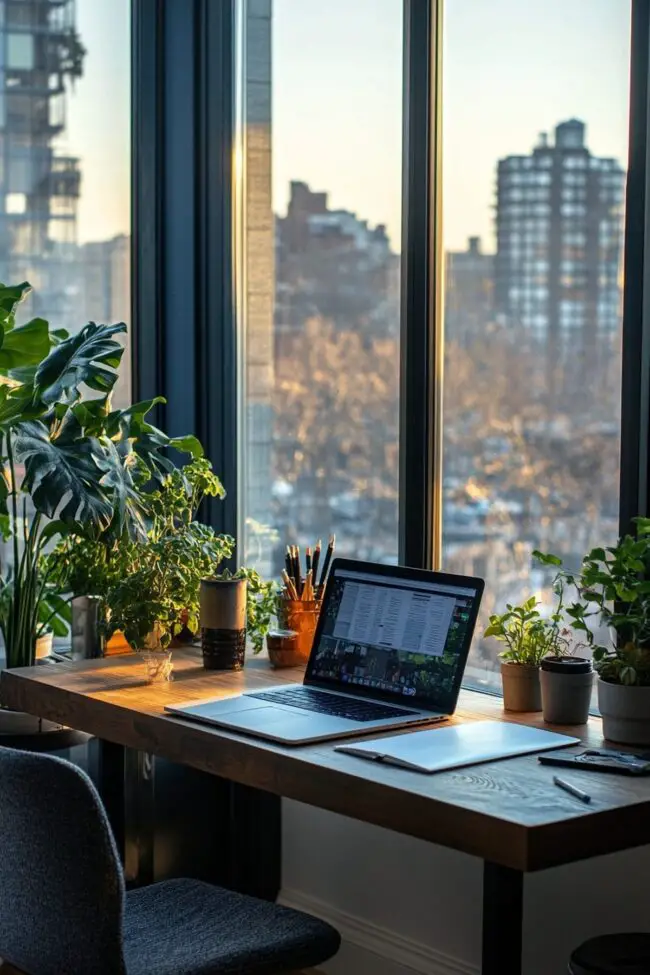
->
left=619, top=0, right=650, bottom=535
left=131, top=0, right=238, bottom=539
left=399, top=0, right=444, bottom=569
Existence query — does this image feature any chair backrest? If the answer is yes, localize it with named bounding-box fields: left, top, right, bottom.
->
left=0, top=746, right=126, bottom=975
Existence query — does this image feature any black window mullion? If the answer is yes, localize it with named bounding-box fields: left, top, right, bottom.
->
left=620, top=0, right=650, bottom=535
left=399, top=0, right=444, bottom=570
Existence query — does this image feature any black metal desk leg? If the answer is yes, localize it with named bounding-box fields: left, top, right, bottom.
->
left=482, top=861, right=524, bottom=975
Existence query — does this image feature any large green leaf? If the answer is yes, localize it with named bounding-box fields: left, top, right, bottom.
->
left=0, top=317, right=50, bottom=372
left=96, top=437, right=146, bottom=539
left=12, top=421, right=113, bottom=531
left=34, top=321, right=127, bottom=405
left=0, top=383, right=46, bottom=429
left=0, top=282, right=31, bottom=331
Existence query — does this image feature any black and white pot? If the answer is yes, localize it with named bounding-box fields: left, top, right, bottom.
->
left=598, top=678, right=650, bottom=746
left=540, top=656, right=593, bottom=725
left=501, top=662, right=542, bottom=712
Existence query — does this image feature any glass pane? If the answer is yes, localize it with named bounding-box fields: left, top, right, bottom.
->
left=0, top=0, right=131, bottom=409
left=239, top=0, right=402, bottom=577
left=441, top=0, right=631, bottom=689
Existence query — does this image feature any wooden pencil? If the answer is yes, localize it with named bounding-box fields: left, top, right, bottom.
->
left=318, top=534, right=335, bottom=592
left=312, top=540, right=321, bottom=586
left=281, top=569, right=298, bottom=601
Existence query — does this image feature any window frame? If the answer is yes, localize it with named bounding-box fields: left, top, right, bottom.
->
left=131, top=0, right=650, bottom=674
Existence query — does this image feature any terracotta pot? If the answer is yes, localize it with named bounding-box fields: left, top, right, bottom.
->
left=598, top=678, right=650, bottom=745
left=34, top=631, right=53, bottom=660
left=501, top=662, right=542, bottom=712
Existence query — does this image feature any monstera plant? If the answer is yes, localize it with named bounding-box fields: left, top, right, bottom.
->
left=0, top=281, right=199, bottom=669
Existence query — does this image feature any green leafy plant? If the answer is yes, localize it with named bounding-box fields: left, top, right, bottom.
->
left=0, top=281, right=199, bottom=668
left=48, top=458, right=235, bottom=651
left=213, top=567, right=278, bottom=654
left=559, top=518, right=650, bottom=686
left=484, top=551, right=573, bottom=665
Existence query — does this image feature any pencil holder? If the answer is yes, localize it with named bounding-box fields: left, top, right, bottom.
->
left=275, top=599, right=321, bottom=664
left=200, top=578, right=247, bottom=671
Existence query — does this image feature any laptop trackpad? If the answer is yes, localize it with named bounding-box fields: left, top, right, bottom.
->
left=216, top=707, right=321, bottom=742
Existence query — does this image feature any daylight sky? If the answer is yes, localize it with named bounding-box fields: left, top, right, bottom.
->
left=66, top=0, right=631, bottom=255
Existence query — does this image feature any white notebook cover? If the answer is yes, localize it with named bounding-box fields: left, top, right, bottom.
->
left=335, top=720, right=580, bottom=773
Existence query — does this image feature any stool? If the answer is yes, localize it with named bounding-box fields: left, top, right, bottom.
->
left=569, top=933, right=650, bottom=974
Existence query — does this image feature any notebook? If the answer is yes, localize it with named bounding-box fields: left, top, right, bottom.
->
left=335, top=720, right=579, bottom=773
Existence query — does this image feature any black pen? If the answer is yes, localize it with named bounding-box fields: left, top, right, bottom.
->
left=318, top=534, right=336, bottom=592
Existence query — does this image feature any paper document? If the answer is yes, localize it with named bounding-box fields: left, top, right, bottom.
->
left=335, top=720, right=579, bottom=774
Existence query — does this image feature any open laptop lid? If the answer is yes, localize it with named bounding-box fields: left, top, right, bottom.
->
left=304, top=559, right=485, bottom=717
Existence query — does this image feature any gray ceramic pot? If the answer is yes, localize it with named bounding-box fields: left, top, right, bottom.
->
left=598, top=678, right=650, bottom=745
left=540, top=657, right=593, bottom=725
left=501, top=662, right=542, bottom=712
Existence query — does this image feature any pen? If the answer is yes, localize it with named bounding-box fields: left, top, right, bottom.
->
left=553, top=775, right=591, bottom=804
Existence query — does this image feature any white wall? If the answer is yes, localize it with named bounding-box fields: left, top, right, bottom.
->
left=281, top=800, right=650, bottom=975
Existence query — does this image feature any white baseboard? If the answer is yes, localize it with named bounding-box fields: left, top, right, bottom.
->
left=279, top=888, right=479, bottom=975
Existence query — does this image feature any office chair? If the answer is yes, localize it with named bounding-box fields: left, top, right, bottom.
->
left=569, top=933, right=650, bottom=974
left=0, top=747, right=340, bottom=975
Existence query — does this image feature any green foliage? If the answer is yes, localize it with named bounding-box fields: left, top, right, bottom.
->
left=560, top=519, right=650, bottom=686
left=484, top=551, right=575, bottom=666
left=0, top=281, right=199, bottom=668
left=214, top=566, right=279, bottom=655
left=47, top=458, right=234, bottom=651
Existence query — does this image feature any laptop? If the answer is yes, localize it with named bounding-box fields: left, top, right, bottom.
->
left=165, top=559, right=485, bottom=745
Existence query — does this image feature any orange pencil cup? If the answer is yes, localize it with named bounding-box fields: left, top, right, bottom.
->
left=274, top=599, right=321, bottom=665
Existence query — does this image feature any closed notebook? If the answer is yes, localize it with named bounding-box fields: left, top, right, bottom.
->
left=335, top=720, right=579, bottom=773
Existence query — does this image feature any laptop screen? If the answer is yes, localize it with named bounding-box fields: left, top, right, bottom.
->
left=305, top=563, right=483, bottom=714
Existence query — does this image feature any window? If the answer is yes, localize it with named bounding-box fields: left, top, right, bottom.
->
left=0, top=0, right=131, bottom=410
left=239, top=0, right=402, bottom=575
left=442, top=0, right=630, bottom=690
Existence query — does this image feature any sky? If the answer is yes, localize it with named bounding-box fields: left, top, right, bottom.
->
left=62, top=0, right=631, bottom=254
left=273, top=0, right=631, bottom=253
left=57, top=0, right=131, bottom=244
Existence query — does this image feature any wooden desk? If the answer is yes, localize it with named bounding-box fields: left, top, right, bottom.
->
left=3, top=648, right=650, bottom=975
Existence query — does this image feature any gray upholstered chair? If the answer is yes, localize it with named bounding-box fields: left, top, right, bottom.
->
left=0, top=747, right=340, bottom=975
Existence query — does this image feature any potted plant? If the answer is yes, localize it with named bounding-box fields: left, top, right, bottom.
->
left=563, top=520, right=650, bottom=744
left=0, top=281, right=199, bottom=730
left=484, top=597, right=550, bottom=711
left=532, top=552, right=594, bottom=725
left=50, top=458, right=236, bottom=661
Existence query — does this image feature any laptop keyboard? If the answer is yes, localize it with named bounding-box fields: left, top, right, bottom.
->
left=248, top=687, right=419, bottom=722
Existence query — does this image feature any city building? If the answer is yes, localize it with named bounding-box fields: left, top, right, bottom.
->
left=0, top=0, right=84, bottom=328
left=445, top=236, right=494, bottom=347
left=275, top=180, right=400, bottom=342
left=494, top=119, right=625, bottom=384
left=78, top=235, right=131, bottom=409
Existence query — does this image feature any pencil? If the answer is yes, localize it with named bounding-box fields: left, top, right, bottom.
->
left=292, top=545, right=303, bottom=595
left=318, top=534, right=335, bottom=592
left=306, top=546, right=312, bottom=575
left=285, top=548, right=293, bottom=582
left=302, top=570, right=313, bottom=602
left=282, top=569, right=298, bottom=601
left=312, top=540, right=321, bottom=585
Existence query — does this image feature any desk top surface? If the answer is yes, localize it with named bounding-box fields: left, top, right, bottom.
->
left=2, top=648, right=649, bottom=872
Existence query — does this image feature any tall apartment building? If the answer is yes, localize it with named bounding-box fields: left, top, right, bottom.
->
left=445, top=236, right=494, bottom=348
left=495, top=120, right=625, bottom=386
left=0, top=0, right=84, bottom=327
left=275, top=180, right=400, bottom=343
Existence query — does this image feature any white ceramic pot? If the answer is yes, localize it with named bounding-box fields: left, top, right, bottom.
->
left=598, top=678, right=650, bottom=746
